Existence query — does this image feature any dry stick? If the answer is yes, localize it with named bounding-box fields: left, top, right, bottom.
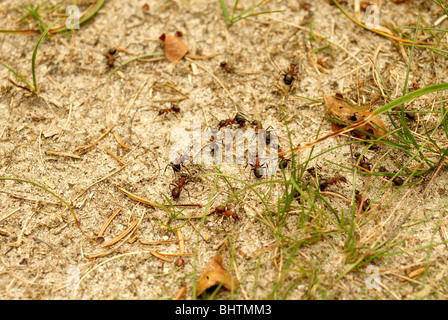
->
left=163, top=83, right=189, bottom=99
left=331, top=0, right=448, bottom=47
left=185, top=57, right=237, bottom=111
left=0, top=208, right=20, bottom=222
left=149, top=250, right=173, bottom=263
left=45, top=151, right=82, bottom=159
left=175, top=286, right=186, bottom=300
left=124, top=78, right=147, bottom=115
left=104, top=147, right=125, bottom=165
left=176, top=229, right=185, bottom=255
left=278, top=112, right=378, bottom=156
left=113, top=131, right=130, bottom=149
left=140, top=239, right=183, bottom=245
left=425, top=69, right=448, bottom=87
left=78, top=251, right=150, bottom=286
left=118, top=187, right=156, bottom=207
left=101, top=219, right=139, bottom=247
left=264, top=26, right=281, bottom=73
left=186, top=53, right=220, bottom=60
left=7, top=211, right=35, bottom=247
left=73, top=126, right=114, bottom=154
left=47, top=75, right=68, bottom=97
left=97, top=208, right=122, bottom=238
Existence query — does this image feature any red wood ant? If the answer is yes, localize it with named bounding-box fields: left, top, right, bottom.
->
left=106, top=48, right=118, bottom=68
left=253, top=123, right=276, bottom=145
left=319, top=174, right=347, bottom=191
left=282, top=63, right=298, bottom=86
left=158, top=104, right=180, bottom=116
left=378, top=167, right=404, bottom=186
left=220, top=61, right=232, bottom=73
left=215, top=205, right=239, bottom=220
left=354, top=152, right=371, bottom=171
left=208, top=130, right=222, bottom=156
left=217, top=112, right=247, bottom=129
left=396, top=106, right=416, bottom=121
left=271, top=144, right=291, bottom=169
left=248, top=154, right=268, bottom=178
left=165, top=154, right=191, bottom=173
left=170, top=173, right=191, bottom=199
left=355, top=190, right=370, bottom=211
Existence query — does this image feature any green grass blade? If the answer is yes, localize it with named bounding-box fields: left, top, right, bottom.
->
left=218, top=0, right=230, bottom=22
left=0, top=60, right=34, bottom=92
left=31, top=18, right=65, bottom=92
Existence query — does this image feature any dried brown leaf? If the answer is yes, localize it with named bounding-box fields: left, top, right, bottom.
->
left=196, top=254, right=238, bottom=296
left=160, top=33, right=188, bottom=62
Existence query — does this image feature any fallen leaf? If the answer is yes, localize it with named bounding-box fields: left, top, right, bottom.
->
left=196, top=254, right=238, bottom=296
left=159, top=33, right=188, bottom=63
left=324, top=94, right=387, bottom=142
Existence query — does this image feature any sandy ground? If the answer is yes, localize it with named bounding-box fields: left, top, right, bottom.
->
left=1, top=0, right=448, bottom=300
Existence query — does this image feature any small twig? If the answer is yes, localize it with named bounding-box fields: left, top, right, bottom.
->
left=74, top=126, right=114, bottom=154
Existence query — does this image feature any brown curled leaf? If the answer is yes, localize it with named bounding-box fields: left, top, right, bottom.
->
left=196, top=254, right=238, bottom=297
left=159, top=33, right=188, bottom=62
left=324, top=94, right=387, bottom=142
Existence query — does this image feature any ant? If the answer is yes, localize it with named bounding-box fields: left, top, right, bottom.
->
left=378, top=167, right=404, bottom=186
left=208, top=130, right=223, bottom=157
left=319, top=174, right=347, bottom=191
left=106, top=48, right=118, bottom=68
left=170, top=173, right=191, bottom=199
left=271, top=144, right=291, bottom=169
left=306, top=166, right=322, bottom=177
left=220, top=61, right=232, bottom=73
left=158, top=104, right=180, bottom=116
left=165, top=154, right=191, bottom=173
left=396, top=106, right=416, bottom=121
left=248, top=154, right=268, bottom=178
left=253, top=123, right=275, bottom=145
left=218, top=112, right=247, bottom=129
left=355, top=190, right=370, bottom=211
left=282, top=63, right=298, bottom=86
left=215, top=205, right=239, bottom=221
left=354, top=152, right=371, bottom=171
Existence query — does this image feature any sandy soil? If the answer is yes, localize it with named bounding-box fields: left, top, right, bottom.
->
left=1, top=0, right=448, bottom=300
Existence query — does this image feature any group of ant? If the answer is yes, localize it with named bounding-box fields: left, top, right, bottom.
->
left=294, top=152, right=405, bottom=211
left=164, top=155, right=239, bottom=220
